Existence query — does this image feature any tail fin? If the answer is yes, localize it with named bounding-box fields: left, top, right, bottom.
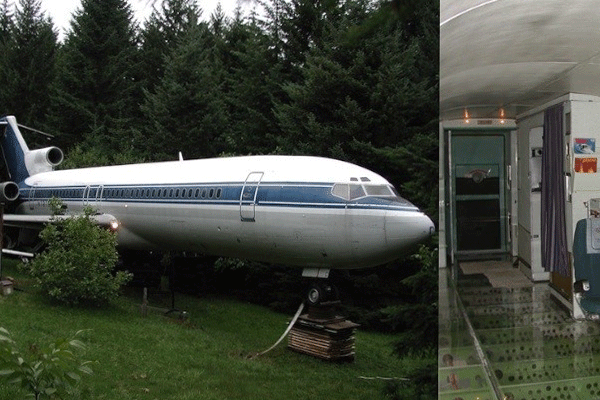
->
left=0, top=116, right=63, bottom=183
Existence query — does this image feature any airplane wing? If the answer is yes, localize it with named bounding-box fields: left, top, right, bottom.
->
left=1, top=213, right=119, bottom=258
left=3, top=213, right=119, bottom=230
left=2, top=249, right=34, bottom=258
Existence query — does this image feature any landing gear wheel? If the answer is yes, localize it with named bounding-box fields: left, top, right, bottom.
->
left=306, top=282, right=338, bottom=306
left=307, top=283, right=323, bottom=306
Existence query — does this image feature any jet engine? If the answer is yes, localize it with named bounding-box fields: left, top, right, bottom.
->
left=24, top=146, right=64, bottom=175
left=0, top=181, right=19, bottom=204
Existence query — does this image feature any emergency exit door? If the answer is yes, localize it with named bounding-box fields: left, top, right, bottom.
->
left=450, top=133, right=508, bottom=255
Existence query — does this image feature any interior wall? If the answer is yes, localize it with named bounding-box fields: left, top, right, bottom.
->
left=516, top=94, right=600, bottom=289
left=516, top=112, right=546, bottom=281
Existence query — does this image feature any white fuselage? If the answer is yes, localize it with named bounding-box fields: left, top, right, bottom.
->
left=16, top=155, right=434, bottom=269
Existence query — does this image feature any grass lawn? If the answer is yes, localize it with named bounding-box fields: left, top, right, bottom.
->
left=0, top=260, right=420, bottom=399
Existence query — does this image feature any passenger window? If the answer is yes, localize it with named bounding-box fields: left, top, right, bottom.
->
left=209, top=188, right=214, bottom=198
left=216, top=188, right=222, bottom=199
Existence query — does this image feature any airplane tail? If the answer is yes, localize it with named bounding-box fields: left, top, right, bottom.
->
left=0, top=116, right=63, bottom=183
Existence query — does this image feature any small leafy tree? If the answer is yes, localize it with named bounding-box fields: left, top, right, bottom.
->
left=23, top=198, right=131, bottom=305
left=0, top=327, right=93, bottom=399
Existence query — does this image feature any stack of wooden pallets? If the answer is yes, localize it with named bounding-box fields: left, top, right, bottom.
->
left=288, top=305, right=359, bottom=361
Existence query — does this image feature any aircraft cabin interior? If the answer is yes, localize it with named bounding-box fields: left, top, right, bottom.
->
left=439, top=1, right=600, bottom=399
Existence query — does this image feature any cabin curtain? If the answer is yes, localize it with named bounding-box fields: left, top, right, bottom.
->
left=541, top=103, right=569, bottom=276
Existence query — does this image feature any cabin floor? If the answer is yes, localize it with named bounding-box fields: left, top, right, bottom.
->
left=439, top=258, right=600, bottom=400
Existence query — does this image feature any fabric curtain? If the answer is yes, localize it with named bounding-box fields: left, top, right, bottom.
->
left=541, top=103, right=569, bottom=275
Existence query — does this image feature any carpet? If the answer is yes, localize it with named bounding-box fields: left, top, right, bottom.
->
left=460, top=260, right=533, bottom=288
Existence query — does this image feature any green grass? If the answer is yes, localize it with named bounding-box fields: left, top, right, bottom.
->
left=0, top=260, right=418, bottom=399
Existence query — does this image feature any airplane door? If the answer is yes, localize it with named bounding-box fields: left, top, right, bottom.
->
left=83, top=185, right=103, bottom=207
left=83, top=186, right=91, bottom=206
left=240, top=172, right=263, bottom=222
left=28, top=187, right=35, bottom=210
left=95, top=185, right=103, bottom=206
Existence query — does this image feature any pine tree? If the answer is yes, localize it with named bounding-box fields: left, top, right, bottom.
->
left=273, top=0, right=438, bottom=217
left=219, top=12, right=282, bottom=155
left=272, top=0, right=375, bottom=158
left=138, top=0, right=202, bottom=93
left=0, top=0, right=57, bottom=131
left=141, top=22, right=228, bottom=160
left=49, top=0, right=140, bottom=153
left=0, top=0, right=15, bottom=117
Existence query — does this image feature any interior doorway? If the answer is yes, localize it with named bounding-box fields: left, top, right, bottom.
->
left=447, top=130, right=511, bottom=259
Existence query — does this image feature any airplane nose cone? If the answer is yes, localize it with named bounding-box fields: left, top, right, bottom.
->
left=385, top=210, right=435, bottom=254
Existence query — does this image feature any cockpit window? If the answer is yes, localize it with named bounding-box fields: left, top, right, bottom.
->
left=332, top=183, right=349, bottom=200
left=332, top=182, right=410, bottom=203
left=350, top=184, right=365, bottom=199
left=364, top=185, right=395, bottom=197
left=332, top=183, right=366, bottom=200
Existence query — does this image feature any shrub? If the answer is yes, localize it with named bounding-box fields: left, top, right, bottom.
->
left=0, top=327, right=94, bottom=399
left=23, top=200, right=132, bottom=306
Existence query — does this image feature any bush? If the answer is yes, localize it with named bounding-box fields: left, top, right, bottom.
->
left=0, top=327, right=93, bottom=399
left=23, top=201, right=132, bottom=306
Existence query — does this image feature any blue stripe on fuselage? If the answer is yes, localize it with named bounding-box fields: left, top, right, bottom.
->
left=17, top=182, right=419, bottom=212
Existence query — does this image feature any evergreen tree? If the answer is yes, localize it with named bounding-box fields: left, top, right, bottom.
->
left=219, top=11, right=282, bottom=155
left=141, top=22, right=228, bottom=160
left=274, top=0, right=438, bottom=217
left=272, top=0, right=378, bottom=158
left=0, top=0, right=15, bottom=117
left=260, top=0, right=340, bottom=84
left=138, top=0, right=202, bottom=93
left=0, top=0, right=12, bottom=42
left=49, top=0, right=140, bottom=153
left=0, top=0, right=57, bottom=130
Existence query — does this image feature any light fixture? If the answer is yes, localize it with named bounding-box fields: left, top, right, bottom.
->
left=499, top=107, right=506, bottom=124
left=110, top=220, right=120, bottom=231
left=463, top=108, right=470, bottom=123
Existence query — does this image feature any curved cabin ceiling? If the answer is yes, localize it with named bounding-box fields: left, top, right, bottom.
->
left=440, top=0, right=600, bottom=120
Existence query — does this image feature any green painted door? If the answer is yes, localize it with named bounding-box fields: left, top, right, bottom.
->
left=450, top=133, right=507, bottom=254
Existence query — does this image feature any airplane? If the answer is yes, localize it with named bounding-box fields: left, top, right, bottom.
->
left=0, top=115, right=434, bottom=304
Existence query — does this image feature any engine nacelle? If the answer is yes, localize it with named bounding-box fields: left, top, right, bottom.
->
left=24, top=147, right=64, bottom=176
left=0, top=181, right=19, bottom=204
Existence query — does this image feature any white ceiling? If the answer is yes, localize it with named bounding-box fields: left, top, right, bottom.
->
left=440, top=0, right=600, bottom=120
